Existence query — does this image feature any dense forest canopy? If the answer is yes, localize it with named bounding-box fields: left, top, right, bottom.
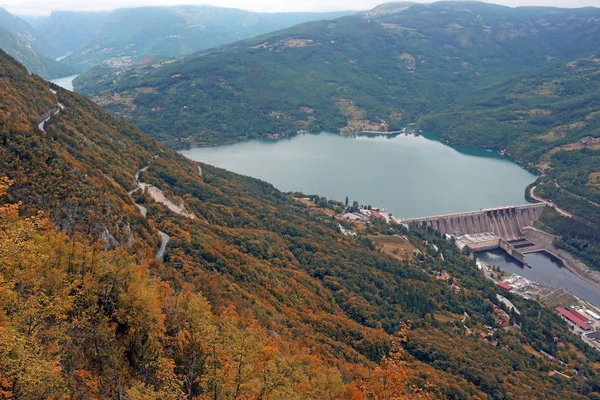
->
left=75, top=2, right=600, bottom=147
left=2, top=47, right=600, bottom=397
left=0, top=4, right=354, bottom=78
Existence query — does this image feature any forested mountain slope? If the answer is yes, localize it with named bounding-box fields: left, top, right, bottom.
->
left=0, top=8, right=76, bottom=78
left=0, top=7, right=61, bottom=58
left=0, top=28, right=77, bottom=79
left=75, top=1, right=600, bottom=146
left=2, top=48, right=600, bottom=397
left=36, top=6, right=354, bottom=68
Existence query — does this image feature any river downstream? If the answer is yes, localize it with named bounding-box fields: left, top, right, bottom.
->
left=478, top=249, right=600, bottom=308
left=180, top=131, right=536, bottom=218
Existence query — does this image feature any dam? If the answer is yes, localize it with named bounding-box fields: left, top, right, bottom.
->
left=402, top=204, right=547, bottom=240
left=401, top=203, right=549, bottom=263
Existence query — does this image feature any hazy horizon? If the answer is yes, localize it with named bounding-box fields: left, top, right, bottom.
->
left=4, top=0, right=600, bottom=16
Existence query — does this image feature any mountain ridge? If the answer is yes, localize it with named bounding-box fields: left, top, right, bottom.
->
left=35, top=5, right=356, bottom=68
left=0, top=7, right=76, bottom=78
left=74, top=1, right=600, bottom=146
left=0, top=7, right=61, bottom=58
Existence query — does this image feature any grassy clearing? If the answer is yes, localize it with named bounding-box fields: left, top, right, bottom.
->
left=368, top=234, right=415, bottom=260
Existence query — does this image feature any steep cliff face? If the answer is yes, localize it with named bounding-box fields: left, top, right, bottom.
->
left=0, top=7, right=61, bottom=58
left=0, top=8, right=76, bottom=78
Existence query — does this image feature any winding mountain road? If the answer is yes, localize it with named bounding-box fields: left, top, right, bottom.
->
left=530, top=185, right=572, bottom=218
left=130, top=160, right=170, bottom=261
left=135, top=204, right=147, bottom=218
left=38, top=102, right=64, bottom=131
left=156, top=230, right=170, bottom=260
left=39, top=88, right=172, bottom=261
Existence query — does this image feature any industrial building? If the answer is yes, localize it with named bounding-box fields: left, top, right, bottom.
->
left=556, top=307, right=592, bottom=330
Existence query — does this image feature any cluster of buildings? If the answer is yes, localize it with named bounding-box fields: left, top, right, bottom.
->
left=340, top=207, right=392, bottom=223
left=434, top=269, right=450, bottom=281
left=555, top=306, right=600, bottom=333
left=581, top=136, right=600, bottom=146
left=485, top=298, right=512, bottom=329
left=498, top=274, right=540, bottom=298
left=339, top=207, right=410, bottom=229
left=105, top=55, right=134, bottom=68
left=491, top=273, right=600, bottom=350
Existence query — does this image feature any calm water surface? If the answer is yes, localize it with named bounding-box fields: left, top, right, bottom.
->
left=50, top=74, right=79, bottom=91
left=477, top=249, right=600, bottom=307
left=181, top=132, right=536, bottom=218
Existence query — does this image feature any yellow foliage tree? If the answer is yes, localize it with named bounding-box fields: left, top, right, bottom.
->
left=345, top=333, right=434, bottom=400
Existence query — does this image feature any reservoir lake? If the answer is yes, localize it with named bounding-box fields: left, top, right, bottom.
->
left=50, top=74, right=79, bottom=91
left=180, top=131, right=536, bottom=219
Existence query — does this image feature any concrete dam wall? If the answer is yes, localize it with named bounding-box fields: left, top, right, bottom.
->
left=403, top=204, right=548, bottom=241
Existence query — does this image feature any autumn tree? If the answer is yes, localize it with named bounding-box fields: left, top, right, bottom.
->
left=346, top=331, right=433, bottom=400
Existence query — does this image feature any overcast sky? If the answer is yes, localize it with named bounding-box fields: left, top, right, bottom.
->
left=4, top=0, right=600, bottom=15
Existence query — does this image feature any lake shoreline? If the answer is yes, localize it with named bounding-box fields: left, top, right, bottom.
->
left=182, top=130, right=600, bottom=298
left=176, top=127, right=449, bottom=152
left=176, top=128, right=519, bottom=164
left=180, top=131, right=536, bottom=220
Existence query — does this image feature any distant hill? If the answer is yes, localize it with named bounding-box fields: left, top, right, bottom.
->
left=35, top=5, right=355, bottom=68
left=74, top=1, right=600, bottom=146
left=420, top=54, right=600, bottom=268
left=0, top=8, right=77, bottom=78
left=15, top=14, right=46, bottom=28
left=35, top=10, right=111, bottom=55
left=0, top=27, right=77, bottom=79
left=0, top=7, right=61, bottom=58
left=3, top=47, right=600, bottom=398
